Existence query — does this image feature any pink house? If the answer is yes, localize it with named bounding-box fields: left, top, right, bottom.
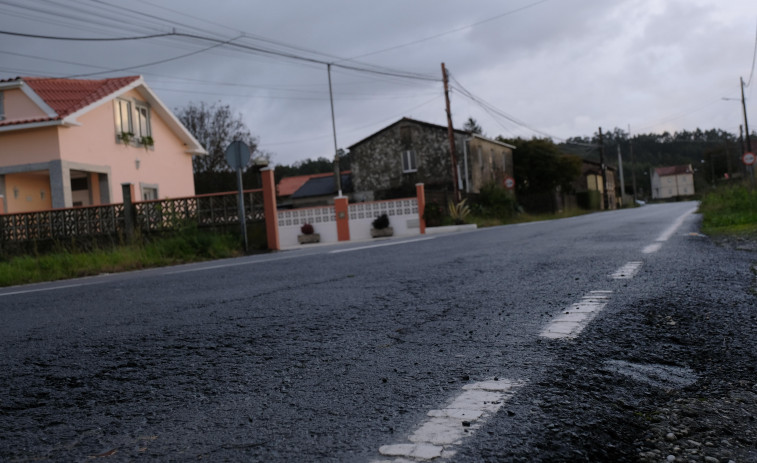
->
left=0, top=76, right=206, bottom=214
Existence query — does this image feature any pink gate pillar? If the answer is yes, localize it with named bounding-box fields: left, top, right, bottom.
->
left=334, top=196, right=350, bottom=241
left=261, top=167, right=280, bottom=250
left=416, top=183, right=426, bottom=234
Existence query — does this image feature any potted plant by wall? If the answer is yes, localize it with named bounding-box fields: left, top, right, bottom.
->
left=297, top=223, right=321, bottom=244
left=118, top=131, right=134, bottom=145
left=370, top=213, right=393, bottom=238
left=139, top=135, right=154, bottom=149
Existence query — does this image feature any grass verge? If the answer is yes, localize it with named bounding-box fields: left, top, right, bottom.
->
left=698, top=184, right=757, bottom=236
left=0, top=228, right=244, bottom=287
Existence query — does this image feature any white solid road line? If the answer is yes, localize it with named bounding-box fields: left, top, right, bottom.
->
left=374, top=379, right=526, bottom=462
left=329, top=236, right=436, bottom=254
left=540, top=291, right=613, bottom=340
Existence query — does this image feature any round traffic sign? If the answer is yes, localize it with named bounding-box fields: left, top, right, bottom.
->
left=225, top=140, right=252, bottom=170
left=504, top=176, right=515, bottom=190
left=743, top=152, right=755, bottom=166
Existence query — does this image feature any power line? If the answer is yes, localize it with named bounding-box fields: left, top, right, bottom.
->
left=340, top=0, right=554, bottom=62
left=0, top=29, right=173, bottom=41
left=65, top=35, right=244, bottom=78
left=449, top=73, right=562, bottom=140
left=746, top=19, right=757, bottom=87
left=0, top=28, right=439, bottom=82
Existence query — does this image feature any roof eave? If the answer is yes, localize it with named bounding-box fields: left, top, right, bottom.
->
left=0, top=119, right=63, bottom=133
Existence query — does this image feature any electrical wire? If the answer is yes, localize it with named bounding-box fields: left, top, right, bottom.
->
left=448, top=73, right=562, bottom=141
left=65, top=35, right=244, bottom=78
left=745, top=19, right=757, bottom=87
left=340, top=0, right=554, bottom=62
left=0, top=29, right=173, bottom=41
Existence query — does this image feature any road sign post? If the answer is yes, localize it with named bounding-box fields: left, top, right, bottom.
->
left=225, top=141, right=252, bottom=252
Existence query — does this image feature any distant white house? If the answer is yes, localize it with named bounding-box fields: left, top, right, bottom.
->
left=651, top=164, right=695, bottom=199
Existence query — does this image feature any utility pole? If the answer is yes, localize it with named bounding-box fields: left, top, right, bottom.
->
left=598, top=127, right=609, bottom=209
left=629, top=124, right=638, bottom=202
left=327, top=64, right=342, bottom=196
left=741, top=77, right=752, bottom=153
left=441, top=63, right=461, bottom=203
left=617, top=144, right=626, bottom=206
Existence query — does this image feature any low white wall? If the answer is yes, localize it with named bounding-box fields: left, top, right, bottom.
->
left=348, top=198, right=420, bottom=241
left=277, top=206, right=337, bottom=248
left=277, top=197, right=421, bottom=248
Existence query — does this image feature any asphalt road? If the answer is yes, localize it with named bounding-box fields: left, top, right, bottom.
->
left=2, top=201, right=755, bottom=462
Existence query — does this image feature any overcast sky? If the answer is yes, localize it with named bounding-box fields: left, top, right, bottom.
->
left=1, top=0, right=756, bottom=166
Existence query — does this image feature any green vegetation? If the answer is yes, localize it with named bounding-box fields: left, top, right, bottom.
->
left=0, top=227, right=244, bottom=287
left=699, top=184, right=757, bottom=236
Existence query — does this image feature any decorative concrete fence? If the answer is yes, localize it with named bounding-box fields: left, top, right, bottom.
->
left=276, top=183, right=426, bottom=248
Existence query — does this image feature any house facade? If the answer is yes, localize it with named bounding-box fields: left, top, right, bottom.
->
left=651, top=164, right=695, bottom=199
left=464, top=134, right=515, bottom=194
left=0, top=76, right=205, bottom=214
left=349, top=117, right=514, bottom=201
left=574, top=160, right=618, bottom=210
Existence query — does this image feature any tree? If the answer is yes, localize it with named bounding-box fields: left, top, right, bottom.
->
left=499, top=137, right=582, bottom=197
left=463, top=117, right=483, bottom=135
left=176, top=102, right=267, bottom=193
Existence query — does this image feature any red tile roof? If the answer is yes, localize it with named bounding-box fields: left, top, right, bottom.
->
left=654, top=165, right=693, bottom=176
left=0, top=76, right=140, bottom=127
left=278, top=171, right=350, bottom=197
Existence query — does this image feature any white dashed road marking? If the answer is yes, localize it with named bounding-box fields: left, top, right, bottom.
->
left=641, top=207, right=697, bottom=254
left=375, top=379, right=526, bottom=461
left=540, top=291, right=613, bottom=339
left=610, top=261, right=643, bottom=279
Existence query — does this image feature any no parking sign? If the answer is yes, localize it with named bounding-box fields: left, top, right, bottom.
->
left=504, top=176, right=515, bottom=190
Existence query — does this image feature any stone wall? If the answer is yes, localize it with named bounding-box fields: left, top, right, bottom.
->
left=351, top=120, right=466, bottom=199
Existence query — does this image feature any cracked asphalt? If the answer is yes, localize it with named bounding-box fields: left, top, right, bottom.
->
left=1, top=201, right=755, bottom=462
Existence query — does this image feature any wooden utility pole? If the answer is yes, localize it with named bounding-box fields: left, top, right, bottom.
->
left=629, top=125, right=637, bottom=202
left=441, top=63, right=461, bottom=202
left=327, top=64, right=342, bottom=196
left=598, top=127, right=609, bottom=209
left=741, top=77, right=752, bottom=153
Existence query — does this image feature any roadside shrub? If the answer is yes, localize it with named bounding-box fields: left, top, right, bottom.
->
left=471, top=182, right=517, bottom=220
left=448, top=199, right=471, bottom=225
left=372, top=214, right=390, bottom=230
left=300, top=223, right=314, bottom=235
left=423, top=202, right=445, bottom=227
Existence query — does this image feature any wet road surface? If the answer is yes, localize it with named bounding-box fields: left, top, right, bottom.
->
left=2, top=201, right=756, bottom=462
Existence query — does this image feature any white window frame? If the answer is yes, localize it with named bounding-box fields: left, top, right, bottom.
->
left=135, top=103, right=151, bottom=138
left=402, top=150, right=417, bottom=173
left=141, top=184, right=159, bottom=201
left=114, top=98, right=133, bottom=135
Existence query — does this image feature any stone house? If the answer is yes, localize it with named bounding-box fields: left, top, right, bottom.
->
left=348, top=117, right=515, bottom=200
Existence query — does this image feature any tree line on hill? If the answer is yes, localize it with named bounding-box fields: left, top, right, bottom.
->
left=176, top=102, right=754, bottom=201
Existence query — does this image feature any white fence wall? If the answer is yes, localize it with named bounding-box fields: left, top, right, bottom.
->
left=277, top=206, right=337, bottom=247
left=276, top=197, right=420, bottom=248
left=348, top=198, right=419, bottom=241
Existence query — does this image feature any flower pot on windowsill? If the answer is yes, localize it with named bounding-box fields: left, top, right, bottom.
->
left=370, top=226, right=394, bottom=238
left=298, top=233, right=321, bottom=244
